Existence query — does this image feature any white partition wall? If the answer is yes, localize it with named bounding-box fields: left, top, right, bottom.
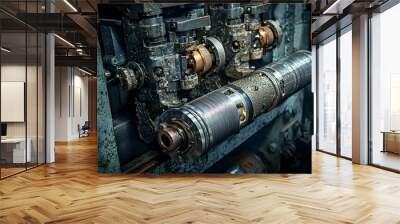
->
left=54, top=67, right=89, bottom=141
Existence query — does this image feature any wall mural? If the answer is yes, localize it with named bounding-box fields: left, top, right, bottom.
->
left=97, top=3, right=312, bottom=174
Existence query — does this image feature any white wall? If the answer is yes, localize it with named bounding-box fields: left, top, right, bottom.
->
left=1, top=65, right=27, bottom=140
left=1, top=63, right=46, bottom=164
left=55, top=66, right=69, bottom=141
left=1, top=64, right=40, bottom=137
left=55, top=67, right=89, bottom=141
left=1, top=65, right=26, bottom=136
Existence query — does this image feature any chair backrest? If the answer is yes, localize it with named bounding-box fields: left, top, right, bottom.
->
left=82, top=121, right=90, bottom=129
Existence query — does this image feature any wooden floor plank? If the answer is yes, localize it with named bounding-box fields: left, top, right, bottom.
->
left=1, top=135, right=400, bottom=223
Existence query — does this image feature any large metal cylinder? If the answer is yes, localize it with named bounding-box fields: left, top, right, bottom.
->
left=157, top=50, right=311, bottom=159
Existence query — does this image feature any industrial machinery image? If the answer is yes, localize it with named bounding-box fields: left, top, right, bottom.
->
left=97, top=3, right=312, bottom=174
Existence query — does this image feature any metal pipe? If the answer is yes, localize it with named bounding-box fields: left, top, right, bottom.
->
left=157, top=50, right=311, bottom=159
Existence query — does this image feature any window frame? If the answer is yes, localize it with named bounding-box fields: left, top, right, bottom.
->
left=315, top=22, right=353, bottom=161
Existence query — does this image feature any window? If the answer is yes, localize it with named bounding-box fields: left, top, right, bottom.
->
left=0, top=1, right=47, bottom=179
left=316, top=22, right=353, bottom=159
left=370, top=3, right=400, bottom=171
left=317, top=35, right=337, bottom=154
left=339, top=27, right=352, bottom=158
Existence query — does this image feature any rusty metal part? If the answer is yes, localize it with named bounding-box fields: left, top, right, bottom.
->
left=157, top=51, right=311, bottom=158
left=258, top=26, right=275, bottom=48
left=186, top=44, right=213, bottom=75
left=205, top=37, right=225, bottom=72
left=181, top=74, right=199, bottom=90
left=157, top=121, right=188, bottom=154
left=237, top=152, right=265, bottom=173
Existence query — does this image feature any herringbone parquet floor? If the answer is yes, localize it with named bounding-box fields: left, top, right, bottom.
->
left=1, top=135, right=400, bottom=224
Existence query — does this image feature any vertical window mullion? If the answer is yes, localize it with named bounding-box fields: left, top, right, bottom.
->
left=25, top=0, right=28, bottom=171
left=336, top=27, right=341, bottom=157
left=36, top=0, right=39, bottom=167
left=316, top=44, right=320, bottom=151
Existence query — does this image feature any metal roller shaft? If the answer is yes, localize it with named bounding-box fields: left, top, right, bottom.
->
left=157, top=50, right=311, bottom=159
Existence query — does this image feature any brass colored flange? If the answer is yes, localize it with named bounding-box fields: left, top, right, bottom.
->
left=186, top=44, right=213, bottom=75
left=258, top=26, right=275, bottom=48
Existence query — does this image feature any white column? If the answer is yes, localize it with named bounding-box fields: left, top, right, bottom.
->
left=46, top=0, right=55, bottom=163
left=352, top=14, right=369, bottom=164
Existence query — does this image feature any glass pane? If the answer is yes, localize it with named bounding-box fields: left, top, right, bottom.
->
left=38, top=32, right=46, bottom=165
left=1, top=31, right=27, bottom=177
left=371, top=4, right=400, bottom=171
left=339, top=28, right=352, bottom=158
left=27, top=31, right=38, bottom=169
left=0, top=1, right=46, bottom=178
left=26, top=0, right=38, bottom=169
left=317, top=36, right=337, bottom=154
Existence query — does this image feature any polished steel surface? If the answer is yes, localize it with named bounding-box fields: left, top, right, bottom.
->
left=258, top=50, right=312, bottom=101
left=158, top=50, right=312, bottom=158
left=231, top=73, right=277, bottom=117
